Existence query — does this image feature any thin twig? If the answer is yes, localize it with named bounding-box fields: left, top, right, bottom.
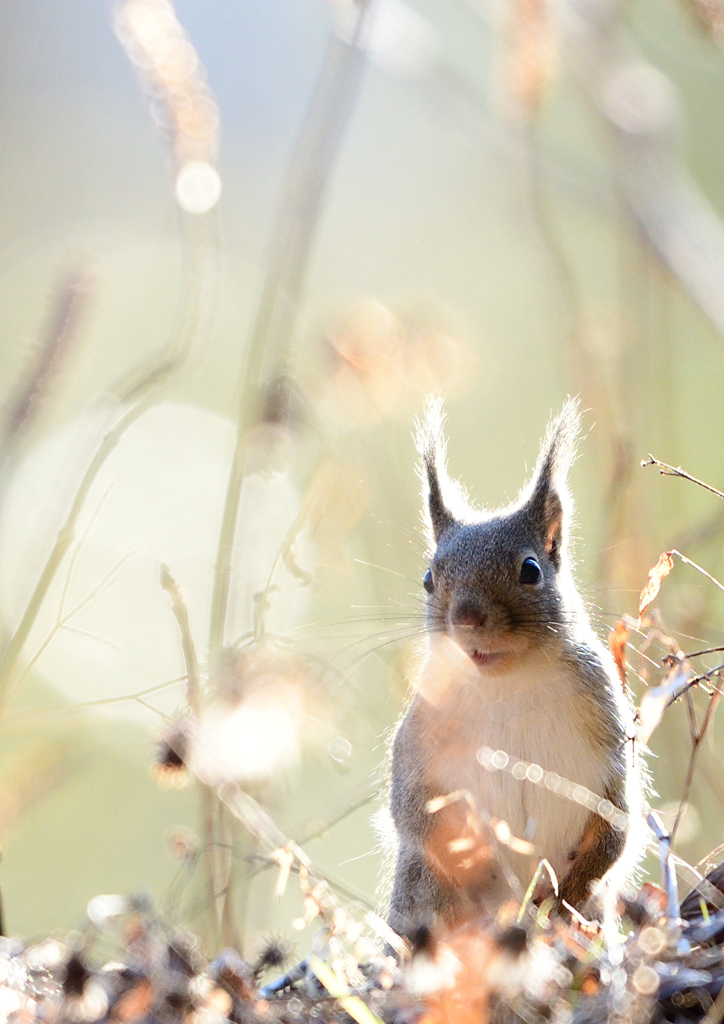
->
left=295, top=788, right=380, bottom=846
left=10, top=547, right=135, bottom=695
left=160, top=565, right=202, bottom=715
left=671, top=678, right=723, bottom=844
left=57, top=483, right=115, bottom=621
left=1, top=676, right=187, bottom=725
left=160, top=565, right=220, bottom=945
left=674, top=645, right=724, bottom=661
left=671, top=548, right=724, bottom=596
left=642, top=455, right=724, bottom=501
left=254, top=506, right=311, bottom=643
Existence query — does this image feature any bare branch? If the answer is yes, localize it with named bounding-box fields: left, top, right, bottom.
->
left=159, top=564, right=220, bottom=943
left=671, top=679, right=723, bottom=844
left=160, top=565, right=202, bottom=716
left=669, top=645, right=724, bottom=661
left=671, top=548, right=724, bottom=597
left=642, top=455, right=724, bottom=501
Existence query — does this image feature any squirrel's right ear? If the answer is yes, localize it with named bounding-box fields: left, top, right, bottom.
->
left=525, top=398, right=581, bottom=569
left=417, top=398, right=461, bottom=546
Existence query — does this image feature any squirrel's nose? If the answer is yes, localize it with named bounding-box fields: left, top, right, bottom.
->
left=450, top=597, right=487, bottom=628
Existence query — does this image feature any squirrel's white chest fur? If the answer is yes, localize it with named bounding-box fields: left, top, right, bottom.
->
left=418, top=637, right=609, bottom=886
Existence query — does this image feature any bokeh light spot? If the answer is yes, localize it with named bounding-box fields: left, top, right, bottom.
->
left=175, top=160, right=221, bottom=214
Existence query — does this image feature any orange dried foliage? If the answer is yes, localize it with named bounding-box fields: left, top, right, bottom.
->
left=580, top=971, right=599, bottom=996
left=205, top=989, right=233, bottom=1017
left=570, top=914, right=602, bottom=944
left=218, top=964, right=254, bottom=1003
left=112, top=980, right=154, bottom=1023
left=321, top=299, right=475, bottom=424
left=418, top=926, right=496, bottom=1024
left=609, top=620, right=630, bottom=691
left=556, top=920, right=594, bottom=962
left=639, top=552, right=674, bottom=620
left=114, top=0, right=219, bottom=164
left=509, top=0, right=556, bottom=114
left=424, top=800, right=496, bottom=898
left=639, top=882, right=667, bottom=915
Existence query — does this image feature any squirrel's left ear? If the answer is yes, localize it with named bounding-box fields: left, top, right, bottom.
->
left=525, top=398, right=581, bottom=570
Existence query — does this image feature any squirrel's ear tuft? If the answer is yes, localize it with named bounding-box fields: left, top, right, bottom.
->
left=525, top=398, right=581, bottom=569
left=416, top=397, right=459, bottom=546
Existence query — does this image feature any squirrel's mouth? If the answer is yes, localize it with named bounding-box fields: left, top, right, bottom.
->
left=468, top=649, right=503, bottom=668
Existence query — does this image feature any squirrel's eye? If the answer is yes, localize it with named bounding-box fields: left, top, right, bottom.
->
left=519, top=557, right=542, bottom=585
left=423, top=568, right=435, bottom=594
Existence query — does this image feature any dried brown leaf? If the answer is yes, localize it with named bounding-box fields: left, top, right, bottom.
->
left=639, top=552, right=674, bottom=619
left=609, top=620, right=630, bottom=691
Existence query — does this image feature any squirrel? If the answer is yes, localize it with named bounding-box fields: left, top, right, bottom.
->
left=387, top=398, right=644, bottom=936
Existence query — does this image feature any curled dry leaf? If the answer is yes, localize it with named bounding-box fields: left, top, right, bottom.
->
left=636, top=661, right=691, bottom=748
left=609, top=619, right=630, bottom=691
left=269, top=845, right=295, bottom=897
left=639, top=552, right=674, bottom=620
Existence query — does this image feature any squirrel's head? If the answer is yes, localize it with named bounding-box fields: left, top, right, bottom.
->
left=416, top=398, right=581, bottom=672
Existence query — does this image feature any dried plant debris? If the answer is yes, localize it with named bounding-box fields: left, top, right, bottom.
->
left=1, top=866, right=724, bottom=1024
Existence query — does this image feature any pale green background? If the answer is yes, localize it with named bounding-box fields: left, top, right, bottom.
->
left=0, top=0, right=723, bottom=951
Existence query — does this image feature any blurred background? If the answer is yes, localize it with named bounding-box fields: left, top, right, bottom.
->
left=1, top=0, right=724, bottom=952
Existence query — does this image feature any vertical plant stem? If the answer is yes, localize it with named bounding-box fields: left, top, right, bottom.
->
left=207, top=5, right=372, bottom=665
left=219, top=804, right=240, bottom=950
left=159, top=565, right=201, bottom=713
left=0, top=210, right=218, bottom=706
left=0, top=208, right=218, bottom=704
left=160, top=564, right=225, bottom=945
left=203, top=6, right=373, bottom=954
left=0, top=395, right=150, bottom=702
